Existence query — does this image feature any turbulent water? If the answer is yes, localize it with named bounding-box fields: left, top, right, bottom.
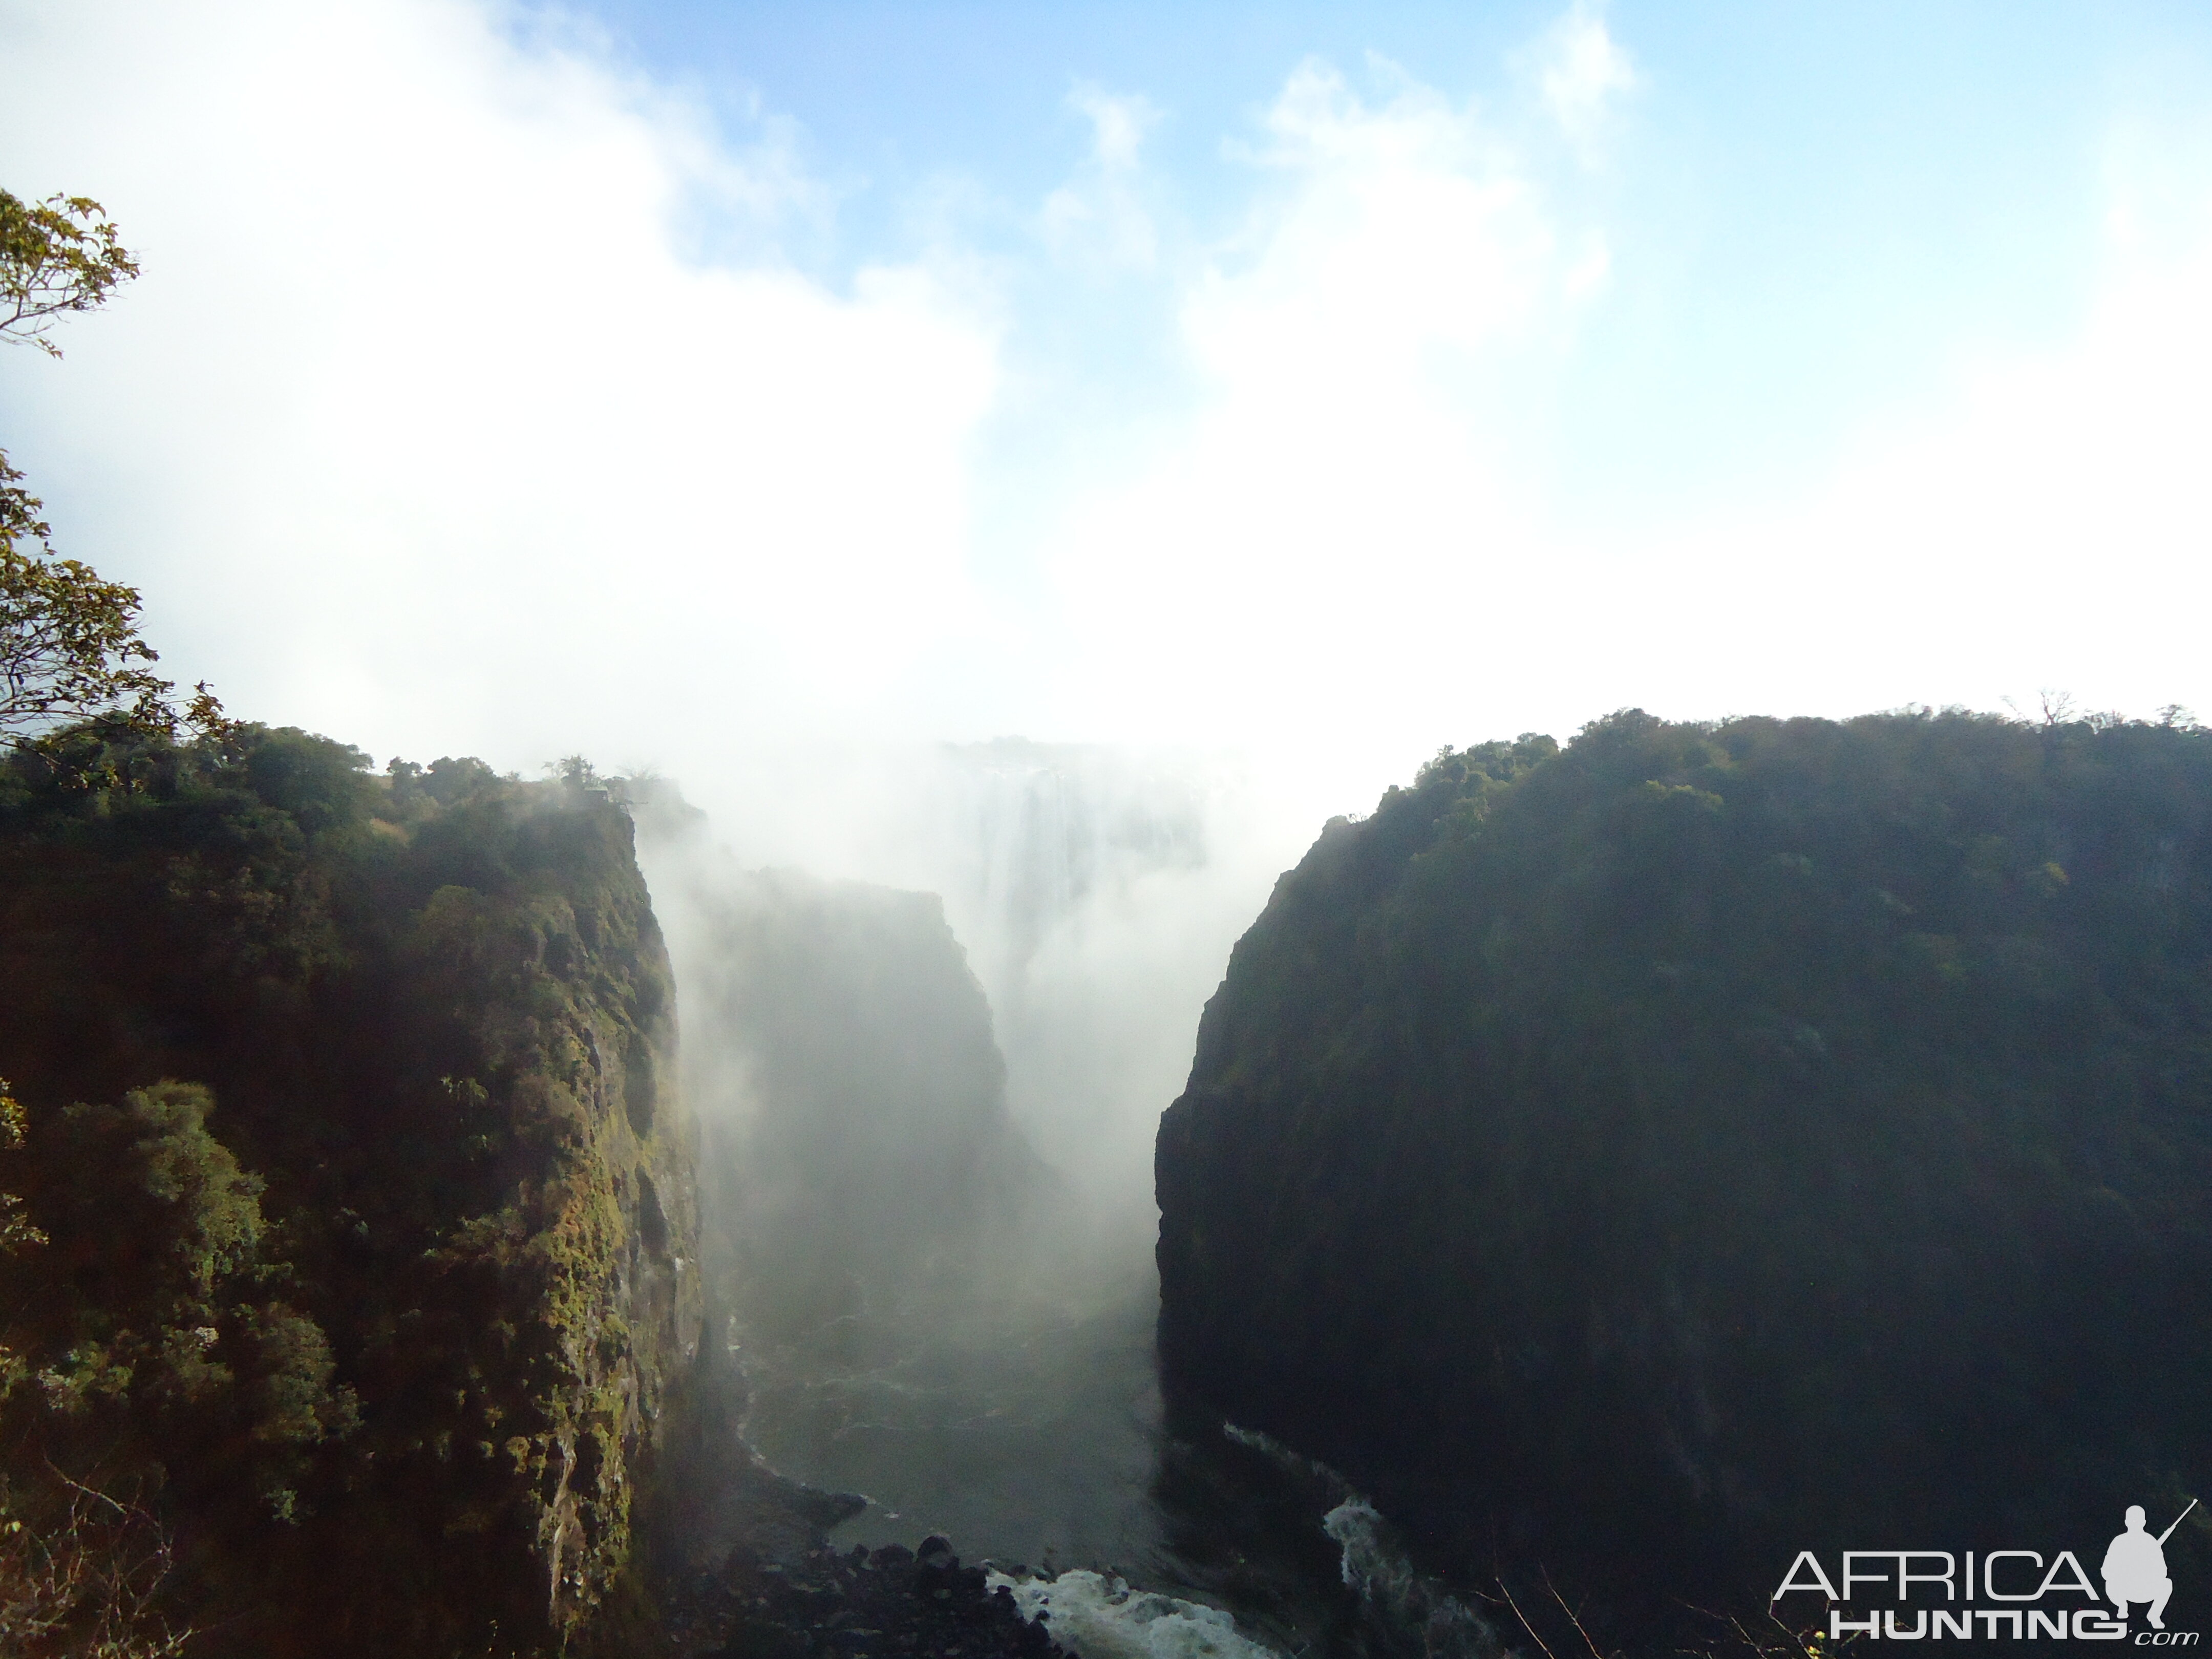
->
left=641, top=745, right=1493, bottom=1659
left=989, top=1569, right=1281, bottom=1659
left=725, top=1271, right=1503, bottom=1659
left=731, top=1271, right=1170, bottom=1575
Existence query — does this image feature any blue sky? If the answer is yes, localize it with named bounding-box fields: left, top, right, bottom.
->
left=5, top=0, right=2212, bottom=836
left=562, top=0, right=2173, bottom=511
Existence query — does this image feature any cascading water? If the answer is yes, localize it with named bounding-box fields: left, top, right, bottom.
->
left=920, top=740, right=1226, bottom=1223
left=628, top=748, right=1473, bottom=1659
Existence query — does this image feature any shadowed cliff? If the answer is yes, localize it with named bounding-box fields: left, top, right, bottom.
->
left=1156, top=709, right=2212, bottom=1646
left=632, top=784, right=1061, bottom=1360
left=0, top=727, right=701, bottom=1657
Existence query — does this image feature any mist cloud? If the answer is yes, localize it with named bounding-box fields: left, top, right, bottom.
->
left=3, top=0, right=2211, bottom=835
left=0, top=0, right=1000, bottom=779
left=1036, top=55, right=1596, bottom=769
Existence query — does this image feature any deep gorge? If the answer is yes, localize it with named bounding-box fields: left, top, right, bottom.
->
left=8, top=706, right=2212, bottom=1658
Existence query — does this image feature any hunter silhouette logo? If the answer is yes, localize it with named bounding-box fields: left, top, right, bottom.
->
left=2107, top=1501, right=2196, bottom=1630
left=1773, top=1498, right=2202, bottom=1642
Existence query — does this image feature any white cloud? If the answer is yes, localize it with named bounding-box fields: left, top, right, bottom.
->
left=6, top=0, right=2211, bottom=821
left=1657, top=208, right=2212, bottom=724
left=1034, top=59, right=1594, bottom=761
left=1041, top=84, right=1162, bottom=271
left=1529, top=2, right=1639, bottom=160
left=1023, top=46, right=2212, bottom=786
left=1200, top=59, right=1555, bottom=374
left=0, top=0, right=1001, bottom=773
left=1072, top=83, right=1157, bottom=173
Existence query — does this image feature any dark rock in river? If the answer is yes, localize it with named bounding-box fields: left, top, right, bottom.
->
left=654, top=1447, right=1066, bottom=1659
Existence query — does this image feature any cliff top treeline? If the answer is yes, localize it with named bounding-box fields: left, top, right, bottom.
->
left=0, top=724, right=699, bottom=1656
left=1157, top=706, right=2212, bottom=1647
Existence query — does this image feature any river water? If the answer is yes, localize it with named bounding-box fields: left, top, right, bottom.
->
left=732, top=1267, right=1170, bottom=1576
left=645, top=749, right=1499, bottom=1659
left=724, top=1260, right=1505, bottom=1659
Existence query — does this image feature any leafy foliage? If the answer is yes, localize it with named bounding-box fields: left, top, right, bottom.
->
left=0, top=505, right=176, bottom=754
left=0, top=192, right=139, bottom=357
left=1157, top=709, right=2212, bottom=1645
left=0, top=186, right=224, bottom=758
left=0, top=1076, right=342, bottom=1659
left=0, top=1080, right=40, bottom=1260
left=0, top=1472, right=193, bottom=1659
left=1, top=1080, right=356, bottom=1508
left=0, top=724, right=698, bottom=1656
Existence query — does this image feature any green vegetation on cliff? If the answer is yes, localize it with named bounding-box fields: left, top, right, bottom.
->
left=0, top=725, right=699, bottom=1656
left=1156, top=708, right=2212, bottom=1640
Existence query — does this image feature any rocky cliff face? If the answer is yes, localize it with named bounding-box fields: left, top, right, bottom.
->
left=1156, top=711, right=2212, bottom=1640
left=0, top=730, right=701, bottom=1656
left=633, top=793, right=1054, bottom=1356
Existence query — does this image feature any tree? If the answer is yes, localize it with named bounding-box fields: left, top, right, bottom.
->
left=0, top=192, right=139, bottom=356
left=1, top=190, right=138, bottom=558
left=0, top=188, right=214, bottom=755
left=0, top=1081, right=354, bottom=1653
left=0, top=480, right=172, bottom=748
left=0, top=1472, right=194, bottom=1659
